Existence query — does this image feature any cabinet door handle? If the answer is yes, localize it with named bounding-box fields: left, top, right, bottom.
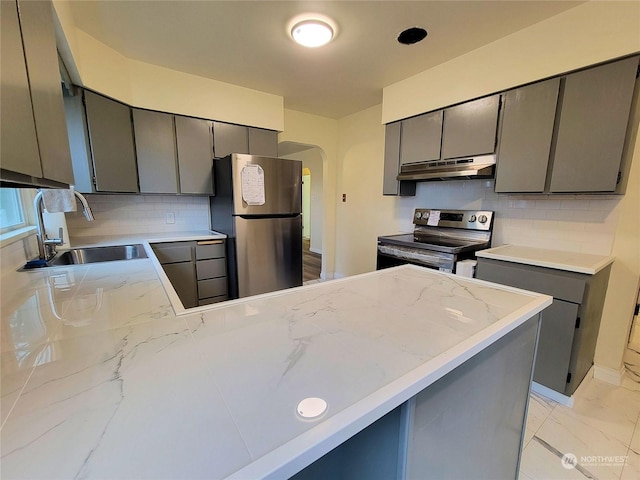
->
left=197, top=240, right=224, bottom=245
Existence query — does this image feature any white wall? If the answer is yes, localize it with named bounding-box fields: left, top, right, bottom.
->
left=279, top=110, right=338, bottom=278
left=282, top=148, right=324, bottom=254
left=65, top=195, right=210, bottom=237
left=383, top=1, right=640, bottom=123
left=333, top=106, right=623, bottom=278
left=302, top=174, right=311, bottom=239
left=594, top=87, right=640, bottom=374
left=52, top=1, right=284, bottom=131
left=334, top=104, right=413, bottom=277
left=377, top=0, right=640, bottom=376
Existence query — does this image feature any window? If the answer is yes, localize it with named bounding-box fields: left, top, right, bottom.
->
left=0, top=188, right=36, bottom=238
left=0, top=188, right=27, bottom=233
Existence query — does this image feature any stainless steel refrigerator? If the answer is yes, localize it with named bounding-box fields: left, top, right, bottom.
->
left=210, top=153, right=303, bottom=299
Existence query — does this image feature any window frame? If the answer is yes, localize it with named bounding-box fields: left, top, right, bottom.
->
left=0, top=188, right=36, bottom=238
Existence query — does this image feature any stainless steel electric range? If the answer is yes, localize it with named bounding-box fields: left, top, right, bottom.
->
left=377, top=209, right=494, bottom=273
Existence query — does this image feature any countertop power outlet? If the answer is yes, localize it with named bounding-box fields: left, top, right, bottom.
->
left=166, top=212, right=175, bottom=224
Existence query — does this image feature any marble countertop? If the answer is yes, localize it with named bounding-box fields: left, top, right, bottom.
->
left=1, top=259, right=551, bottom=479
left=476, top=245, right=614, bottom=275
left=68, top=230, right=226, bottom=248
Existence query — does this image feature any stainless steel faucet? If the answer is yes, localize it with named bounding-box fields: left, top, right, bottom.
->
left=34, top=190, right=95, bottom=260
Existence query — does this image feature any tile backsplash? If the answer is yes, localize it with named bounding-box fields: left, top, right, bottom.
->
left=402, top=180, right=620, bottom=255
left=65, top=194, right=210, bottom=237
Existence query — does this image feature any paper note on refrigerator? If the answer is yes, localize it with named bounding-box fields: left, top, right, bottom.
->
left=241, top=164, right=266, bottom=205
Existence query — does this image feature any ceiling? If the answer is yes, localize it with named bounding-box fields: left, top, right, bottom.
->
left=67, top=1, right=583, bottom=119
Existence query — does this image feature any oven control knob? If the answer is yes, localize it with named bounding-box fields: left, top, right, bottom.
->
left=478, top=215, right=488, bottom=224
left=469, top=215, right=477, bottom=222
left=415, top=211, right=422, bottom=219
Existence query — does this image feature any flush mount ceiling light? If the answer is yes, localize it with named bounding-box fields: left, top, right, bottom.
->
left=397, top=27, right=428, bottom=45
left=289, top=14, right=336, bottom=48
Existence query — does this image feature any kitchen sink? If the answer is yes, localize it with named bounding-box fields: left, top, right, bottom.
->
left=21, top=244, right=148, bottom=270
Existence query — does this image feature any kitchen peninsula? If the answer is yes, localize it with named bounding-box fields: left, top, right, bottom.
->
left=1, top=256, right=550, bottom=479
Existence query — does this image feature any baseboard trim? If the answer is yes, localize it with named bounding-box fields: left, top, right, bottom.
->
left=593, top=364, right=625, bottom=386
left=309, top=247, right=322, bottom=255
left=531, top=382, right=574, bottom=407
left=320, top=272, right=334, bottom=281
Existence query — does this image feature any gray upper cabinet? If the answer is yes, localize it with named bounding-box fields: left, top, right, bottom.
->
left=175, top=116, right=214, bottom=195
left=549, top=56, right=638, bottom=193
left=1, top=0, right=74, bottom=187
left=1, top=0, right=41, bottom=178
left=441, top=95, right=500, bottom=160
left=495, top=78, right=560, bottom=193
left=19, top=0, right=74, bottom=186
left=84, top=90, right=139, bottom=193
left=64, top=93, right=94, bottom=193
left=133, top=109, right=179, bottom=194
left=213, top=122, right=249, bottom=158
left=248, top=127, right=278, bottom=157
left=400, top=111, right=443, bottom=165
left=383, top=121, right=416, bottom=196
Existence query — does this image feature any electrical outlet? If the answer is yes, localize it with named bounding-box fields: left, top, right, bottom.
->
left=166, top=212, right=175, bottom=224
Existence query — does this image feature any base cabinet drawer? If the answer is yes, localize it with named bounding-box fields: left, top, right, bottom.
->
left=153, top=242, right=195, bottom=264
left=195, top=241, right=226, bottom=260
left=475, top=258, right=585, bottom=303
left=199, top=295, right=228, bottom=306
left=152, top=239, right=227, bottom=309
left=198, top=277, right=228, bottom=300
left=196, top=258, right=226, bottom=280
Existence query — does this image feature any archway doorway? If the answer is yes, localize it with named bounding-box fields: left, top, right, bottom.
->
left=279, top=141, right=324, bottom=282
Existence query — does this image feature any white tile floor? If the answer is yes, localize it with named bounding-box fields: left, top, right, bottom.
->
left=520, top=370, right=640, bottom=480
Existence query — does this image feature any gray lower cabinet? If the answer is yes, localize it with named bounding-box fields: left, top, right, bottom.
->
left=441, top=95, right=500, bottom=160
left=84, top=90, right=139, bottom=193
left=293, top=315, right=539, bottom=480
left=133, top=109, right=179, bottom=194
left=1, top=0, right=74, bottom=188
left=195, top=240, right=228, bottom=304
left=476, top=257, right=612, bottom=396
left=163, top=262, right=198, bottom=309
left=495, top=78, right=560, bottom=193
left=550, top=56, right=638, bottom=193
left=153, top=241, right=198, bottom=309
left=399, top=111, right=443, bottom=165
left=152, top=240, right=227, bottom=308
left=382, top=121, right=416, bottom=196
left=175, top=116, right=214, bottom=195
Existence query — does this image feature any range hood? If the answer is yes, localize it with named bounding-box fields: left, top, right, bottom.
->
left=397, top=155, right=496, bottom=182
